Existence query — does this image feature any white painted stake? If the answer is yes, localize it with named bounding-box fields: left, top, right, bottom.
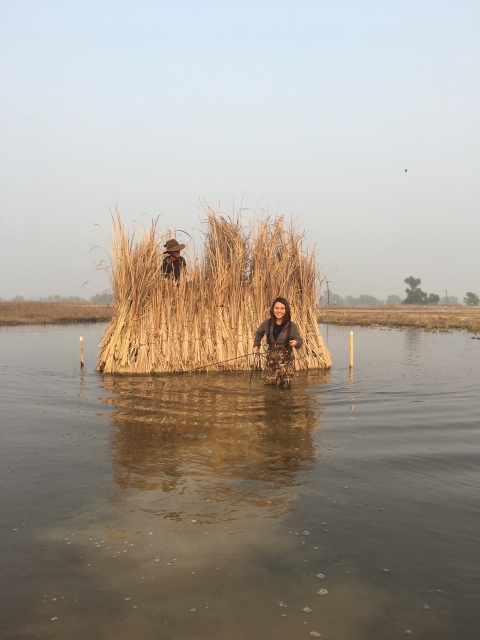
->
left=349, top=331, right=354, bottom=369
left=80, top=334, right=84, bottom=369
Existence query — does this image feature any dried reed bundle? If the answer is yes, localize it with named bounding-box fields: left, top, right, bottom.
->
left=97, top=204, right=332, bottom=373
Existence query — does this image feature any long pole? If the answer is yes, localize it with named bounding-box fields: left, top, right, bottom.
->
left=180, top=351, right=263, bottom=374
left=80, top=334, right=84, bottom=369
left=444, top=290, right=448, bottom=304
left=326, top=280, right=330, bottom=306
left=349, top=331, right=354, bottom=369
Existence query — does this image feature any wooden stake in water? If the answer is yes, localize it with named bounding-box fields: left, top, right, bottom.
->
left=80, top=334, right=84, bottom=369
left=349, top=331, right=354, bottom=369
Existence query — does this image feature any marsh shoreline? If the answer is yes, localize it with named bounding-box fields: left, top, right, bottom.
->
left=2, top=301, right=479, bottom=333
left=0, top=301, right=113, bottom=326
left=318, top=304, right=480, bottom=332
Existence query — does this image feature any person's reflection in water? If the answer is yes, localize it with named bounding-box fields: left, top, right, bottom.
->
left=100, top=370, right=330, bottom=521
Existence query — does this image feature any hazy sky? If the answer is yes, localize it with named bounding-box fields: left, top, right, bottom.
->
left=0, top=0, right=478, bottom=300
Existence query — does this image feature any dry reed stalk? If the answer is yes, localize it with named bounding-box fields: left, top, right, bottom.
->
left=96, top=204, right=332, bottom=373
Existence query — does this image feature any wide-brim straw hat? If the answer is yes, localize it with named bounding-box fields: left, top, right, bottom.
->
left=163, top=239, right=185, bottom=253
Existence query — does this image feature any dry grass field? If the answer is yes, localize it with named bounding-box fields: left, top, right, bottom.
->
left=2, top=300, right=479, bottom=334
left=0, top=301, right=113, bottom=326
left=318, top=305, right=480, bottom=333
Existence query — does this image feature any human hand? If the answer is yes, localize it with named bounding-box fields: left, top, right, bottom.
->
left=289, top=340, right=298, bottom=348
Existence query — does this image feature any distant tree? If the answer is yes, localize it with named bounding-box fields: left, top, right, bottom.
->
left=464, top=292, right=479, bottom=306
left=320, top=292, right=344, bottom=305
left=387, top=294, right=402, bottom=304
left=403, top=277, right=427, bottom=304
left=12, top=295, right=25, bottom=301
left=91, top=292, right=113, bottom=303
left=344, top=294, right=380, bottom=306
left=403, top=277, right=440, bottom=305
left=330, top=292, right=345, bottom=305
left=359, top=294, right=379, bottom=305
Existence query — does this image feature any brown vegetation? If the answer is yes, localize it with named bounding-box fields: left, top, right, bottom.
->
left=97, top=205, right=332, bottom=374
left=103, top=372, right=328, bottom=495
left=0, top=301, right=113, bottom=326
left=318, top=305, right=480, bottom=332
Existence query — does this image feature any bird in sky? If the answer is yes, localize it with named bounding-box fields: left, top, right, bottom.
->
left=405, top=169, right=408, bottom=172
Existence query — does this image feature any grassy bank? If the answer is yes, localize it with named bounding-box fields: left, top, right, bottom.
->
left=3, top=301, right=479, bottom=333
left=318, top=305, right=480, bottom=332
left=0, top=301, right=114, bottom=326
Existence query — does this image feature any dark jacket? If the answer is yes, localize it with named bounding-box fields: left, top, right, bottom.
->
left=162, top=256, right=186, bottom=280
left=253, top=319, right=303, bottom=349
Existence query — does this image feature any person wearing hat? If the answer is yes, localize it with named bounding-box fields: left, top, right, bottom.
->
left=162, top=239, right=186, bottom=280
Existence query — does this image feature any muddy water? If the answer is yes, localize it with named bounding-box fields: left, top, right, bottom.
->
left=1, top=324, right=479, bottom=639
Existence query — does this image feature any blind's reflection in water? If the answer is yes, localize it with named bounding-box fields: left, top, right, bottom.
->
left=101, top=371, right=331, bottom=521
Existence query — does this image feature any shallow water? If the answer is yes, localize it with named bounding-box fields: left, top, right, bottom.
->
left=1, top=324, right=479, bottom=639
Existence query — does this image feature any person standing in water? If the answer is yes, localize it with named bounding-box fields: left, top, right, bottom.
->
left=253, top=297, right=303, bottom=388
left=162, top=239, right=186, bottom=280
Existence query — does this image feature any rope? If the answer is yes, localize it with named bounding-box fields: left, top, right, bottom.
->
left=178, top=351, right=266, bottom=374
left=177, top=343, right=325, bottom=374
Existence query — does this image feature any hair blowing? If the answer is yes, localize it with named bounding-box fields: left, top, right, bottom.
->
left=270, top=297, right=291, bottom=323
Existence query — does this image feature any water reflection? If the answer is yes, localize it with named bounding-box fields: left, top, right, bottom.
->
left=77, top=370, right=85, bottom=396
left=101, top=371, right=330, bottom=520
left=404, top=327, right=421, bottom=364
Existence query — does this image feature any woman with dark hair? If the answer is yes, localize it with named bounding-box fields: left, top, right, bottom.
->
left=253, top=297, right=303, bottom=388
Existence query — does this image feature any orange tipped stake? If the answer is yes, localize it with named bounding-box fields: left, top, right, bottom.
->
left=80, top=333, right=84, bottom=369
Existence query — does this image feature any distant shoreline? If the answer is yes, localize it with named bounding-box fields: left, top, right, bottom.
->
left=318, top=305, right=480, bottom=333
left=0, top=301, right=114, bottom=326
left=2, top=301, right=479, bottom=333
